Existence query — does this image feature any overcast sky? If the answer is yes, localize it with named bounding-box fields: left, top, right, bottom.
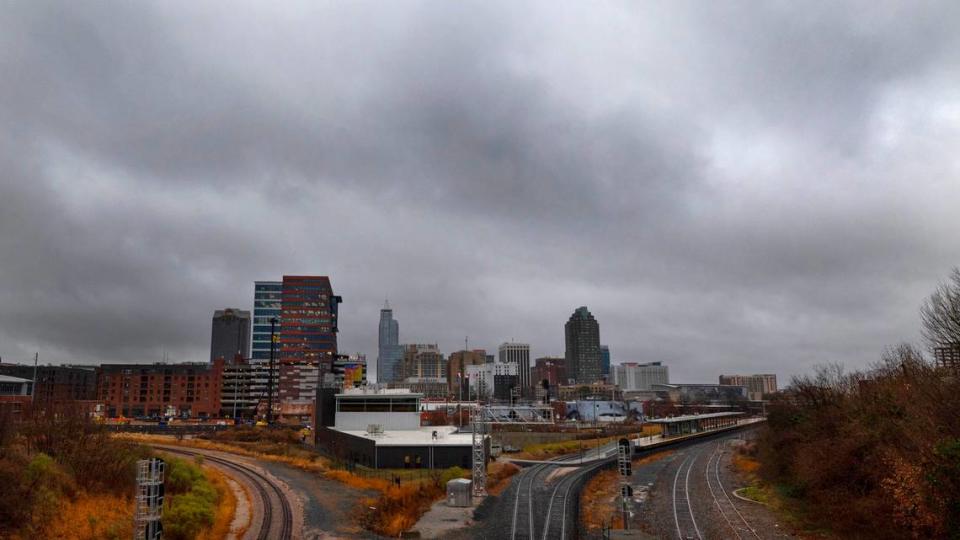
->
left=2, top=2, right=959, bottom=385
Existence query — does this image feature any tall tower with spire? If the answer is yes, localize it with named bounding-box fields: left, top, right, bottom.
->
left=377, top=300, right=403, bottom=383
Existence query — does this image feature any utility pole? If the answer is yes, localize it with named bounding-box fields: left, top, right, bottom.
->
left=31, top=352, right=38, bottom=403
left=617, top=438, right=632, bottom=530
left=266, top=317, right=278, bottom=425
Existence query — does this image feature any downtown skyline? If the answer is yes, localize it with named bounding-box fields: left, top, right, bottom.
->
left=2, top=2, right=960, bottom=387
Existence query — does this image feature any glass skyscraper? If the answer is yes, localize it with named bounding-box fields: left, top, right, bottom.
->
left=600, top=345, right=611, bottom=380
left=252, top=281, right=282, bottom=364
left=377, top=301, right=403, bottom=383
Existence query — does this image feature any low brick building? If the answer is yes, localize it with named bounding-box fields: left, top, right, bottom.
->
left=0, top=364, right=98, bottom=406
left=97, top=359, right=224, bottom=418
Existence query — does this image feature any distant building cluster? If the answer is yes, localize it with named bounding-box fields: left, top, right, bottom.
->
left=718, top=374, right=777, bottom=401
left=0, top=274, right=783, bottom=426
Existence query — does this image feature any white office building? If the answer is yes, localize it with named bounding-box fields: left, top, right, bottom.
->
left=498, top=342, right=530, bottom=393
left=466, top=361, right=518, bottom=400
left=613, top=362, right=669, bottom=391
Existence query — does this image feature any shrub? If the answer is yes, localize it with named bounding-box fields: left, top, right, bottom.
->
left=163, top=457, right=220, bottom=540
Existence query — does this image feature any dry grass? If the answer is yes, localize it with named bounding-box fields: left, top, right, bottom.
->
left=514, top=436, right=617, bottom=460
left=197, top=465, right=238, bottom=540
left=514, top=425, right=662, bottom=461
left=358, top=481, right=446, bottom=537
left=487, top=461, right=521, bottom=495
left=580, top=468, right=623, bottom=531
left=115, top=433, right=329, bottom=474
left=335, top=467, right=471, bottom=537
left=44, top=493, right=135, bottom=540
left=733, top=452, right=761, bottom=475
left=326, top=469, right=391, bottom=491
left=579, top=450, right=673, bottom=534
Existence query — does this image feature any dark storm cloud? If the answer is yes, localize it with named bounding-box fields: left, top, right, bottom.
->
left=1, top=1, right=959, bottom=384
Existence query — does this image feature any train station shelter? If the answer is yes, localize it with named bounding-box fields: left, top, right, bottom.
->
left=649, top=411, right=743, bottom=437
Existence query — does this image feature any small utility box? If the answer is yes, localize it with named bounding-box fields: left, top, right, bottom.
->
left=446, top=478, right=472, bottom=507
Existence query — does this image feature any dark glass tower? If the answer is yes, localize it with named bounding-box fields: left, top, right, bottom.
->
left=600, top=345, right=611, bottom=380
left=210, top=308, right=251, bottom=362
left=564, top=306, right=601, bottom=384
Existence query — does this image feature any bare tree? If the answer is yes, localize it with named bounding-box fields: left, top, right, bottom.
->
left=920, top=267, right=960, bottom=349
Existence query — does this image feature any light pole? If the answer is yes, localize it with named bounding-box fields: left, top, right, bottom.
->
left=266, top=317, right=278, bottom=425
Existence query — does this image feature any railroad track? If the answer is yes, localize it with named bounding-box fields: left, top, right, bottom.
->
left=511, top=463, right=552, bottom=540
left=704, top=442, right=761, bottom=540
left=672, top=449, right=703, bottom=540
left=154, top=445, right=295, bottom=540
left=540, top=460, right=607, bottom=540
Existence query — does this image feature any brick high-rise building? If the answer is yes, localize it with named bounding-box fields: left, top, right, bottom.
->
left=532, top=356, right=567, bottom=390
left=211, top=308, right=251, bottom=362
left=278, top=276, right=342, bottom=404
left=565, top=306, right=601, bottom=384
left=447, top=349, right=486, bottom=396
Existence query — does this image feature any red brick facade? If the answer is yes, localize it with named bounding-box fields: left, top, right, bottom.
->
left=97, top=359, right=224, bottom=418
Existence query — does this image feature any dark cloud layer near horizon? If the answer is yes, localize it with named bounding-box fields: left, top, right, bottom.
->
left=2, top=1, right=959, bottom=385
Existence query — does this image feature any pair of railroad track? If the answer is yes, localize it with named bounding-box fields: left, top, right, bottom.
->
left=154, top=446, right=294, bottom=540
left=511, top=449, right=615, bottom=540
left=672, top=441, right=761, bottom=540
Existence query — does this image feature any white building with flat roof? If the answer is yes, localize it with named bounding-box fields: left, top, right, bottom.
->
left=613, top=362, right=669, bottom=391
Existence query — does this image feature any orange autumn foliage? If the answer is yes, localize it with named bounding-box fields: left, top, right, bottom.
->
left=197, top=466, right=238, bottom=540
left=44, top=493, right=134, bottom=540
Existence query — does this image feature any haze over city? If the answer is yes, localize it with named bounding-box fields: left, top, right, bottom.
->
left=3, top=1, right=960, bottom=386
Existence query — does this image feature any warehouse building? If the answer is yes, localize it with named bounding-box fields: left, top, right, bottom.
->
left=316, top=388, right=476, bottom=469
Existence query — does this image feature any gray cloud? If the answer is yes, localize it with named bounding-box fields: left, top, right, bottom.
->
left=1, top=1, right=959, bottom=385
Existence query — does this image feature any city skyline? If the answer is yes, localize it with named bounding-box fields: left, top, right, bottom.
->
left=3, top=3, right=960, bottom=388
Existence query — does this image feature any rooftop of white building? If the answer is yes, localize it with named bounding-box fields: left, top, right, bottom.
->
left=331, top=425, right=474, bottom=446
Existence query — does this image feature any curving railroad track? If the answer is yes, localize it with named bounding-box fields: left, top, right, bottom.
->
left=672, top=449, right=704, bottom=540
left=704, top=442, right=761, bottom=540
left=153, top=445, right=295, bottom=540
left=510, top=443, right=619, bottom=540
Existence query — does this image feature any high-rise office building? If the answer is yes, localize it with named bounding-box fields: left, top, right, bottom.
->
left=377, top=302, right=403, bottom=383
left=466, top=361, right=519, bottom=401
left=401, top=344, right=446, bottom=381
left=498, top=342, right=531, bottom=394
left=251, top=282, right=282, bottom=364
left=600, top=345, right=611, bottom=380
left=278, top=276, right=342, bottom=402
left=211, top=308, right=251, bottom=362
left=565, top=306, right=601, bottom=384
left=614, top=362, right=669, bottom=391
